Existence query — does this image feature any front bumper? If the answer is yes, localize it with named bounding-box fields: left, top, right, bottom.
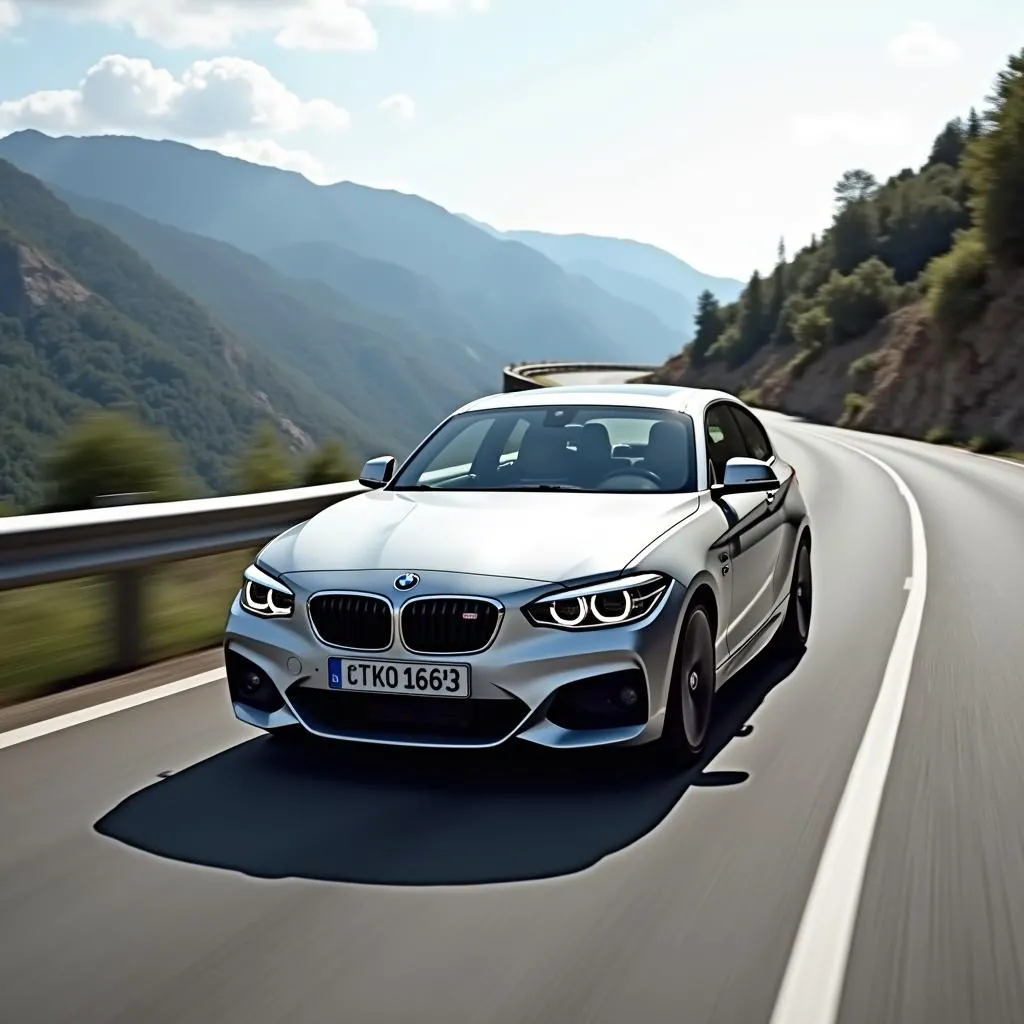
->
left=223, top=568, right=686, bottom=750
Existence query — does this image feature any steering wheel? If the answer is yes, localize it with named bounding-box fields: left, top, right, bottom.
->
left=598, top=466, right=663, bottom=485
left=599, top=467, right=663, bottom=489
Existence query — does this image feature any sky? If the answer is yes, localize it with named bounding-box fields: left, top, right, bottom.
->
left=0, top=0, right=1022, bottom=281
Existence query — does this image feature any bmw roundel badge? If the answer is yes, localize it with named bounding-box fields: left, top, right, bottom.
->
left=394, top=572, right=420, bottom=591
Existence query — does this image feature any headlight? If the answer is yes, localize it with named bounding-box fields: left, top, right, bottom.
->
left=524, top=573, right=671, bottom=630
left=239, top=563, right=295, bottom=618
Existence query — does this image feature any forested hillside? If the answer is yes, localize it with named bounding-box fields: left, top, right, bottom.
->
left=649, top=50, right=1024, bottom=452
left=0, top=158, right=367, bottom=509
left=55, top=188, right=499, bottom=452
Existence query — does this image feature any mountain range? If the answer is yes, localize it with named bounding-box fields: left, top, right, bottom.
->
left=0, top=129, right=742, bottom=509
left=458, top=214, right=744, bottom=334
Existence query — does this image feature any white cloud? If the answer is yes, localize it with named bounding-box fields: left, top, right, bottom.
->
left=373, top=0, right=489, bottom=10
left=9, top=0, right=488, bottom=49
left=379, top=93, right=416, bottom=120
left=0, top=54, right=350, bottom=137
left=0, top=0, right=20, bottom=30
left=14, top=0, right=375, bottom=50
left=0, top=54, right=348, bottom=183
left=886, top=21, right=959, bottom=69
left=214, top=137, right=329, bottom=183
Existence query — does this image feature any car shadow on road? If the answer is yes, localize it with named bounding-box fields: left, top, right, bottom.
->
left=95, top=649, right=805, bottom=887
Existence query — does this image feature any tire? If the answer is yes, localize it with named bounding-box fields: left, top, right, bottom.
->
left=777, top=535, right=812, bottom=655
left=654, top=604, right=717, bottom=771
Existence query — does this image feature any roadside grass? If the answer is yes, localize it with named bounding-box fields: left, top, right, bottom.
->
left=0, top=549, right=254, bottom=708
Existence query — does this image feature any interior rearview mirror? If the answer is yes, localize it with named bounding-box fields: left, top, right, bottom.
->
left=359, top=455, right=396, bottom=489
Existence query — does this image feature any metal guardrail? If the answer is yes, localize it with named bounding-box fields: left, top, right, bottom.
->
left=0, top=364, right=654, bottom=681
left=0, top=481, right=366, bottom=673
left=502, top=361, right=656, bottom=392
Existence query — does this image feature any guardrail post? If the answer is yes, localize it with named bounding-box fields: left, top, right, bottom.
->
left=96, top=493, right=152, bottom=674
left=112, top=568, right=143, bottom=673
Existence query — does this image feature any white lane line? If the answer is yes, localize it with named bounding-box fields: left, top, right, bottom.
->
left=769, top=436, right=928, bottom=1024
left=0, top=669, right=224, bottom=751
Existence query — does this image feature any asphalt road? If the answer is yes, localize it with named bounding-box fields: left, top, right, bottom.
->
left=546, top=369, right=651, bottom=385
left=2, top=402, right=1024, bottom=1024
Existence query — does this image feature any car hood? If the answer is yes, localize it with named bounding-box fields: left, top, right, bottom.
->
left=263, top=488, right=702, bottom=584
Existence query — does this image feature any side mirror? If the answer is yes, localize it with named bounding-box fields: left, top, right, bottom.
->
left=715, top=456, right=778, bottom=494
left=359, top=456, right=396, bottom=489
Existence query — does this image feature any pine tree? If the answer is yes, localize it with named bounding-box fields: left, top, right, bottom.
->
left=964, top=49, right=1024, bottom=267
left=689, top=290, right=723, bottom=368
left=730, top=271, right=766, bottom=366
left=966, top=106, right=982, bottom=140
left=767, top=247, right=788, bottom=342
left=833, top=169, right=879, bottom=210
left=926, top=118, right=967, bottom=168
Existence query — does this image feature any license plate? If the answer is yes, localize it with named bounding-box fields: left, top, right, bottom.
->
left=327, top=657, right=470, bottom=698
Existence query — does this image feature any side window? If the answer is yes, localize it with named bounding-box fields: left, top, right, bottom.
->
left=729, top=405, right=773, bottom=462
left=409, top=417, right=494, bottom=483
left=705, top=404, right=747, bottom=483
left=499, top=418, right=530, bottom=462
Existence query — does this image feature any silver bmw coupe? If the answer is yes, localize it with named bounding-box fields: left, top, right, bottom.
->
left=223, top=383, right=812, bottom=768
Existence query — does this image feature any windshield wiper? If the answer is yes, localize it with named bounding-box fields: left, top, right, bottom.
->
left=503, top=483, right=579, bottom=491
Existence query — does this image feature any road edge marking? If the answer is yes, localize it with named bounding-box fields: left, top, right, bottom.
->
left=768, top=435, right=928, bottom=1024
left=0, top=669, right=225, bottom=751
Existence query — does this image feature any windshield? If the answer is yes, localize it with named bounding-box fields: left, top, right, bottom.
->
left=391, top=404, right=698, bottom=493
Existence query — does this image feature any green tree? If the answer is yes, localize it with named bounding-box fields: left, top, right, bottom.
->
left=876, top=165, right=970, bottom=283
left=766, top=240, right=788, bottom=341
left=792, top=306, right=832, bottom=348
left=236, top=423, right=295, bottom=493
left=966, top=106, right=982, bottom=140
left=818, top=258, right=900, bottom=342
left=689, top=290, right=724, bottom=367
left=830, top=201, right=878, bottom=275
left=301, top=439, right=357, bottom=485
left=925, top=227, right=992, bottom=337
left=772, top=294, right=811, bottom=347
left=834, top=169, right=879, bottom=210
left=729, top=271, right=767, bottom=366
left=926, top=118, right=967, bottom=168
left=44, top=409, right=191, bottom=511
left=964, top=49, right=1024, bottom=267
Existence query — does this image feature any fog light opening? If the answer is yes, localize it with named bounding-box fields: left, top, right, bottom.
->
left=239, top=671, right=263, bottom=697
left=618, top=685, right=639, bottom=707
left=225, top=649, right=285, bottom=714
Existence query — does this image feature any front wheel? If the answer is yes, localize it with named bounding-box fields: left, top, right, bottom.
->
left=654, top=605, right=716, bottom=771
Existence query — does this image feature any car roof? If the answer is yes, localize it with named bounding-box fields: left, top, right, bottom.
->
left=454, top=383, right=741, bottom=417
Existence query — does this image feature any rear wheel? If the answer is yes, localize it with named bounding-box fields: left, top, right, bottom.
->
left=654, top=605, right=716, bottom=771
left=777, top=535, right=812, bottom=654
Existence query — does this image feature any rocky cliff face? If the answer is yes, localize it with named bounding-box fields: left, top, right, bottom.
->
left=0, top=237, right=91, bottom=319
left=648, top=271, right=1024, bottom=450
